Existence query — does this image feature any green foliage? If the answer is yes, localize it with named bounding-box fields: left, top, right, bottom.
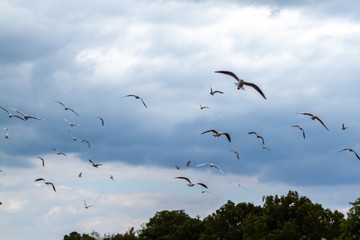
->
left=64, top=191, right=360, bottom=240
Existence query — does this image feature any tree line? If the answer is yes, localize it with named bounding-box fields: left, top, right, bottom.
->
left=63, top=191, right=360, bottom=240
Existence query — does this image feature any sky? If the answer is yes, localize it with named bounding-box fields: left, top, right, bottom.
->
left=1, top=0, right=360, bottom=239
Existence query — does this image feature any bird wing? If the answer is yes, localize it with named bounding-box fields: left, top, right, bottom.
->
left=195, top=163, right=210, bottom=167
left=55, top=100, right=65, bottom=108
left=197, top=183, right=208, bottom=189
left=243, top=82, right=266, bottom=99
left=139, top=97, right=148, bottom=108
left=175, top=176, right=192, bottom=184
left=0, top=106, right=9, bottom=114
left=97, top=117, right=104, bottom=126
left=222, top=132, right=231, bottom=142
left=248, top=131, right=257, bottom=135
left=302, top=129, right=305, bottom=139
left=81, top=139, right=90, bottom=148
left=89, top=159, right=95, bottom=164
left=45, top=182, right=56, bottom=192
left=214, top=71, right=240, bottom=81
left=353, top=151, right=360, bottom=160
left=258, top=136, right=265, bottom=145
left=297, top=112, right=313, bottom=116
left=201, top=129, right=217, bottom=135
left=314, top=116, right=329, bottom=131
left=35, top=178, right=45, bottom=182
left=68, top=108, right=79, bottom=116
left=212, top=164, right=226, bottom=175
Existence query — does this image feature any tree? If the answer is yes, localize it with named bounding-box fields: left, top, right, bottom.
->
left=138, top=210, right=203, bottom=240
left=338, top=198, right=360, bottom=239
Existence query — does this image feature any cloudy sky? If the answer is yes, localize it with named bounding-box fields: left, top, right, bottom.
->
left=2, top=0, right=360, bottom=239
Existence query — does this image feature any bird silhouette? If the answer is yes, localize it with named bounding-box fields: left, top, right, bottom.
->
left=37, top=157, right=45, bottom=167
left=55, top=100, right=79, bottom=116
left=124, top=95, right=147, bottom=108
left=230, top=150, right=240, bottom=159
left=89, top=159, right=102, bottom=168
left=201, top=129, right=231, bottom=142
left=8, top=107, right=44, bottom=120
left=338, top=148, right=360, bottom=160
left=97, top=116, right=104, bottom=126
left=210, top=86, right=224, bottom=95
left=195, top=163, right=226, bottom=175
left=175, top=176, right=195, bottom=187
left=248, top=131, right=265, bottom=145
left=215, top=71, right=266, bottom=99
left=297, top=113, right=329, bottom=131
left=0, top=106, right=24, bottom=120
left=292, top=125, right=306, bottom=139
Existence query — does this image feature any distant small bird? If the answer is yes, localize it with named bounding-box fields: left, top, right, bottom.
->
left=175, top=176, right=195, bottom=187
left=89, top=159, right=102, bottom=168
left=4, top=133, right=9, bottom=139
left=215, top=71, right=266, bottom=99
left=78, top=172, right=82, bottom=178
left=210, top=86, right=224, bottom=95
left=37, top=157, right=45, bottom=167
left=200, top=104, right=209, bottom=110
left=35, top=178, right=56, bottom=192
left=292, top=125, right=305, bottom=139
left=8, top=107, right=44, bottom=120
left=64, top=119, right=80, bottom=127
left=248, top=132, right=265, bottom=145
left=297, top=113, right=329, bottom=131
left=338, top=148, right=360, bottom=160
left=230, top=150, right=239, bottom=159
left=52, top=148, right=67, bottom=157
left=261, top=145, right=271, bottom=151
left=84, top=200, right=94, bottom=209
left=55, top=100, right=79, bottom=116
left=124, top=95, right=147, bottom=108
left=262, top=195, right=266, bottom=202
left=97, top=116, right=104, bottom=126
left=195, top=163, right=226, bottom=175
left=68, top=130, right=79, bottom=141
left=175, top=165, right=180, bottom=170
left=81, top=139, right=90, bottom=148
left=186, top=161, right=191, bottom=167
left=0, top=106, right=24, bottom=120
left=110, top=175, right=114, bottom=180
left=342, top=123, right=348, bottom=130
left=201, top=129, right=231, bottom=142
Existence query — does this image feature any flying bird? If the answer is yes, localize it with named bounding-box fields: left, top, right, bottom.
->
left=68, top=130, right=79, bottom=141
left=195, top=163, right=226, bottom=175
left=175, top=165, right=180, bottom=170
left=124, top=95, right=147, bottom=108
left=201, top=129, right=231, bottom=142
left=210, top=86, right=224, bottom=95
left=186, top=161, right=191, bottom=167
left=89, top=159, right=102, bottom=168
left=175, top=177, right=195, bottom=187
left=5, top=133, right=9, bottom=139
left=55, top=100, right=79, bottom=116
left=37, top=157, right=45, bottom=167
left=248, top=132, right=265, bottom=145
left=110, top=175, right=114, bottom=180
left=338, top=148, right=360, bottom=160
left=35, top=178, right=56, bottom=192
left=297, top=113, right=329, bottom=131
left=64, top=119, right=80, bottom=127
left=200, top=104, right=209, bottom=110
left=78, top=172, right=82, bottom=178
left=97, top=116, right=104, bottom=126
left=230, top=150, right=240, bottom=159
left=0, top=106, right=24, bottom=120
left=215, top=71, right=266, bottom=99
left=8, top=107, right=44, bottom=120
left=84, top=200, right=94, bottom=209
left=342, top=123, right=348, bottom=130
left=52, top=148, right=67, bottom=157
left=292, top=125, right=306, bottom=139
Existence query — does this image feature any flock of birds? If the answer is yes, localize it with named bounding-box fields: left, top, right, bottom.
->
left=1, top=70, right=358, bottom=207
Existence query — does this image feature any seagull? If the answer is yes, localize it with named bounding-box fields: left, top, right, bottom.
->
left=230, top=150, right=240, bottom=159
left=186, top=161, right=191, bottom=167
left=84, top=200, right=94, bottom=209
left=196, top=182, right=208, bottom=189
left=175, top=176, right=195, bottom=187
left=195, top=163, right=226, bottom=175
left=37, top=157, right=45, bottom=167
left=68, top=130, right=79, bottom=141
left=52, top=148, right=67, bottom=157
left=0, top=106, right=24, bottom=120
left=5, top=133, right=9, bottom=139
left=124, top=95, right=147, bottom=108
left=248, top=132, right=265, bottom=145
left=81, top=139, right=90, bottom=148
left=35, top=178, right=56, bottom=192
left=338, top=148, right=360, bottom=160
left=110, top=175, right=114, bottom=180
left=97, top=116, right=104, bottom=126
left=200, top=104, right=209, bottom=110
left=175, top=165, right=180, bottom=170
left=55, top=100, right=79, bottom=116
left=215, top=71, right=266, bottom=99
left=8, top=107, right=44, bottom=120
left=342, top=123, right=348, bottom=130
left=210, top=86, right=224, bottom=95
left=292, top=125, right=305, bottom=139
left=296, top=113, right=329, bottom=131
left=78, top=172, right=82, bottom=177
left=64, top=119, right=80, bottom=127
left=89, top=159, right=102, bottom=168
left=201, top=129, right=231, bottom=142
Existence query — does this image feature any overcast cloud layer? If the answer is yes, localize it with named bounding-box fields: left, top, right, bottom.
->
left=2, top=1, right=360, bottom=239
